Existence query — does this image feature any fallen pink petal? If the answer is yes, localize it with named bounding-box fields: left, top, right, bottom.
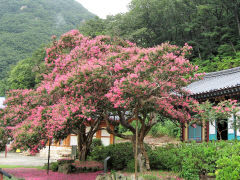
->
left=4, top=168, right=103, bottom=180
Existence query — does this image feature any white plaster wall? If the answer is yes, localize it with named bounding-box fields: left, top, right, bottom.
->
left=228, top=114, right=234, bottom=134
left=209, top=120, right=216, bottom=135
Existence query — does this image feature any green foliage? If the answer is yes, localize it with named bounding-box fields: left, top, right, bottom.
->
left=89, top=142, right=134, bottom=170
left=88, top=138, right=103, bottom=155
left=216, top=155, right=240, bottom=180
left=80, top=0, right=240, bottom=72
left=0, top=127, right=7, bottom=151
left=91, top=138, right=103, bottom=148
left=0, top=110, right=8, bottom=151
left=50, top=162, right=58, bottom=172
left=147, top=141, right=240, bottom=180
left=141, top=174, right=160, bottom=180
left=43, top=162, right=58, bottom=172
left=194, top=51, right=240, bottom=73
left=126, top=159, right=135, bottom=172
left=150, top=120, right=180, bottom=138
left=0, top=0, right=95, bottom=82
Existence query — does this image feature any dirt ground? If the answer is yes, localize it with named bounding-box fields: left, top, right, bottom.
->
left=116, top=135, right=180, bottom=147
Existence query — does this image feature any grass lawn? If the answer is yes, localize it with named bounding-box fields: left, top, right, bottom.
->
left=0, top=165, right=43, bottom=169
left=3, top=176, right=23, bottom=180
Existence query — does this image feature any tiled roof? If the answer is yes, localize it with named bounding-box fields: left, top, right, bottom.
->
left=0, top=97, right=5, bottom=109
left=186, top=67, right=240, bottom=95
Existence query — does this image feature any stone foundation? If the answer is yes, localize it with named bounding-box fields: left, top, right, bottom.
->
left=39, top=146, right=72, bottom=159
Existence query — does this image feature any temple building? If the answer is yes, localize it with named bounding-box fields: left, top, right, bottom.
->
left=182, top=67, right=240, bottom=142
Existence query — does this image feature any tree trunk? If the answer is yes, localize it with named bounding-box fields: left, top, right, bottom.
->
left=77, top=127, right=90, bottom=161
left=78, top=142, right=88, bottom=161
left=132, top=137, right=150, bottom=172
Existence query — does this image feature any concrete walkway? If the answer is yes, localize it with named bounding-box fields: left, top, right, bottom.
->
left=0, top=152, right=56, bottom=166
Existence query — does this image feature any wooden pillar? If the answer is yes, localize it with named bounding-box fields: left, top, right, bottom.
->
left=206, top=121, right=209, bottom=142
left=110, top=134, right=114, bottom=144
left=202, top=120, right=205, bottom=142
left=182, top=124, right=185, bottom=141
left=96, top=130, right=101, bottom=139
left=184, top=123, right=188, bottom=141
left=64, top=135, right=71, bottom=147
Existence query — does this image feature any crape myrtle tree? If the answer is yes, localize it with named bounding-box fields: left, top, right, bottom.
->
left=43, top=30, right=202, bottom=170
left=2, top=30, right=202, bottom=169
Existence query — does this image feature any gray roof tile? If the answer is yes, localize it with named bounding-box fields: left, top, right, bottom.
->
left=186, top=67, right=240, bottom=95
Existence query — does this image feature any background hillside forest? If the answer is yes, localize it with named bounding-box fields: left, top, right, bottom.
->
left=0, top=0, right=240, bottom=96
left=0, top=0, right=95, bottom=95
left=80, top=0, right=240, bottom=72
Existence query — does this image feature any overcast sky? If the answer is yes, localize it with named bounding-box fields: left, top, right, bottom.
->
left=76, top=0, right=131, bottom=19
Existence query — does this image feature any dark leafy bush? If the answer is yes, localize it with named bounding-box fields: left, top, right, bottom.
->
left=50, top=162, right=58, bottom=172
left=43, top=162, right=58, bottom=172
left=89, top=142, right=134, bottom=170
left=148, top=144, right=180, bottom=171
left=89, top=138, right=103, bottom=154
left=126, top=159, right=135, bottom=172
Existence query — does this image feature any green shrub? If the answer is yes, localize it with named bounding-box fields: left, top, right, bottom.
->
left=89, top=142, right=134, bottom=170
left=90, top=139, right=240, bottom=179
left=91, top=138, right=103, bottom=147
left=50, top=162, right=58, bottom=172
left=43, top=162, right=59, bottom=172
left=149, top=120, right=180, bottom=138
left=148, top=141, right=240, bottom=180
left=216, top=155, right=240, bottom=180
left=89, top=138, right=103, bottom=154
left=126, top=159, right=135, bottom=172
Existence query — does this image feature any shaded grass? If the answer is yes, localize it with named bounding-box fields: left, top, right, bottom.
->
left=3, top=176, right=24, bottom=180
left=0, top=165, right=43, bottom=169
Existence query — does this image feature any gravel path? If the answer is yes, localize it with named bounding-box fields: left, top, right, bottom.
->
left=0, top=152, right=55, bottom=166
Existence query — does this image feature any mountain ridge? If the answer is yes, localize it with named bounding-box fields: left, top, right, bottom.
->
left=0, top=0, right=95, bottom=79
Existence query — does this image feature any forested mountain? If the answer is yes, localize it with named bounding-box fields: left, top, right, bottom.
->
left=0, top=0, right=95, bottom=80
left=79, top=0, right=240, bottom=72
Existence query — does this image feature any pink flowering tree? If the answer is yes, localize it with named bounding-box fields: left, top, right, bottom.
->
left=2, top=30, right=202, bottom=170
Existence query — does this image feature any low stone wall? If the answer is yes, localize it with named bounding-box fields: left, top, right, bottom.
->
left=39, top=146, right=72, bottom=159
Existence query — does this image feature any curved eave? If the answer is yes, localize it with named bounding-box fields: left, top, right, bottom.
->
left=190, top=84, right=240, bottom=100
